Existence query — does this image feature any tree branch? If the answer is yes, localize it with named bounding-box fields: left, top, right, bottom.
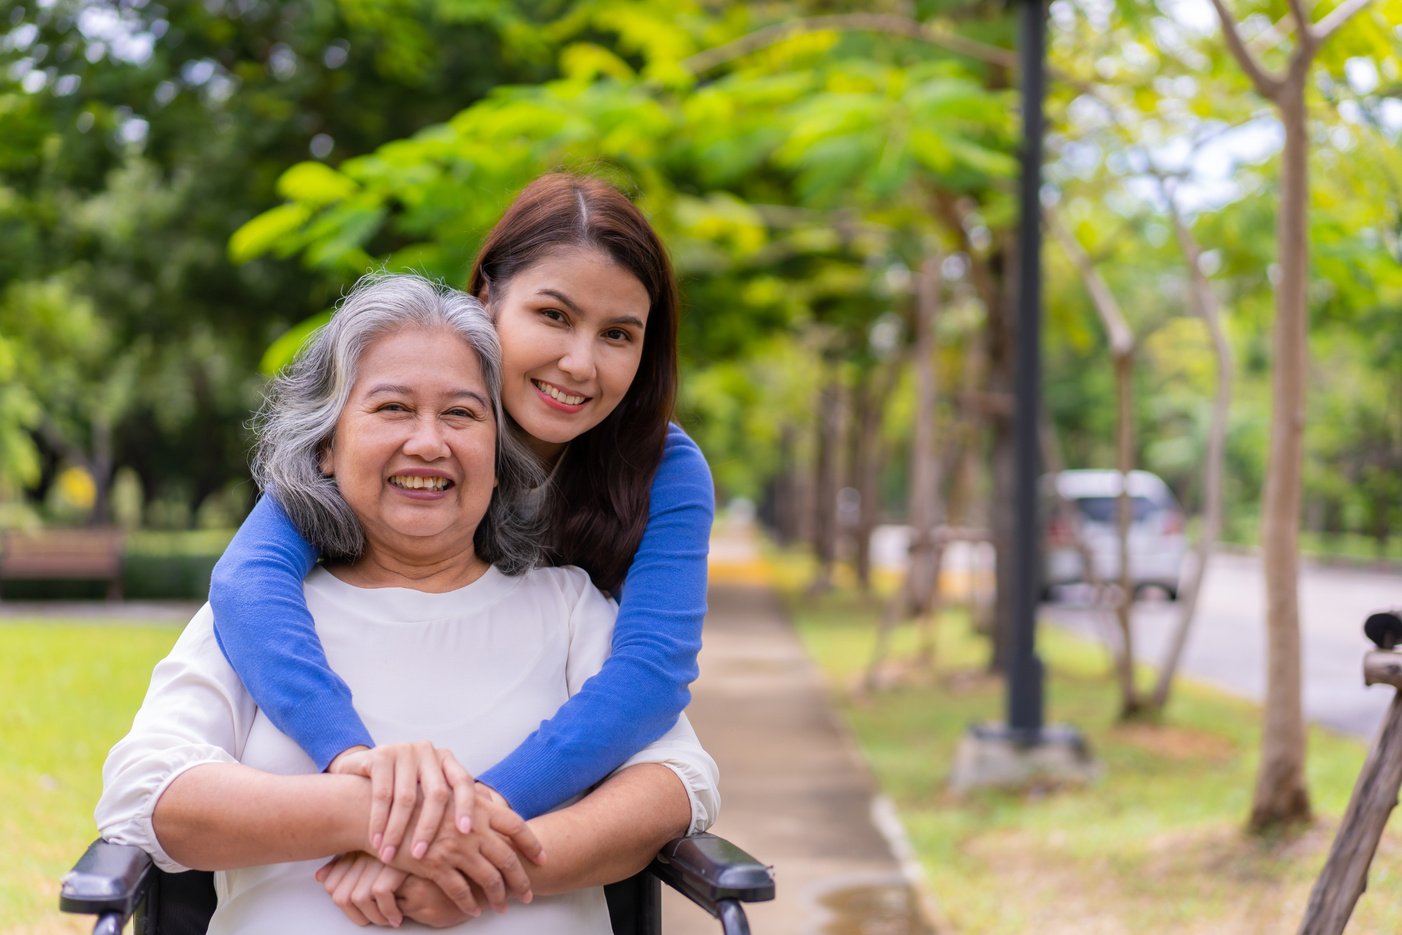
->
left=1313, top=0, right=1375, bottom=44
left=1247, top=12, right=1298, bottom=56
left=932, top=189, right=1000, bottom=317
left=1285, top=0, right=1315, bottom=45
left=1206, top=0, right=1284, bottom=99
left=683, top=13, right=1018, bottom=75
left=1043, top=207, right=1134, bottom=357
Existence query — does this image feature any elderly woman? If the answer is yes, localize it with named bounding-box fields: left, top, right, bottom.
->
left=95, top=273, right=718, bottom=933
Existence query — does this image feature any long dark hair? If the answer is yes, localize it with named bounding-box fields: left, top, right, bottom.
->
left=469, top=172, right=680, bottom=592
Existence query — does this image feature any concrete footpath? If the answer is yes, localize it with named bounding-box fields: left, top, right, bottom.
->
left=663, top=530, right=938, bottom=934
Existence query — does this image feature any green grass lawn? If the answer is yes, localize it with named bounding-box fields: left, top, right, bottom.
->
left=770, top=557, right=1402, bottom=934
left=1, top=620, right=182, bottom=935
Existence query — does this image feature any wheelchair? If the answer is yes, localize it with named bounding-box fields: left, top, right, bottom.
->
left=62, top=831, right=773, bottom=935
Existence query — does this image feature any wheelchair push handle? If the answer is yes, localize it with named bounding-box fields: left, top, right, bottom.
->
left=59, top=839, right=153, bottom=918
left=650, top=832, right=775, bottom=934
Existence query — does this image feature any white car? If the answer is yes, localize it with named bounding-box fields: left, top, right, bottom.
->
left=1042, top=469, right=1187, bottom=601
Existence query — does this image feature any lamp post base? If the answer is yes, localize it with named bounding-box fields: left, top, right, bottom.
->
left=949, top=723, right=1099, bottom=793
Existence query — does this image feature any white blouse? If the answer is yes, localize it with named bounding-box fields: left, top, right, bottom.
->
left=96, top=564, right=719, bottom=934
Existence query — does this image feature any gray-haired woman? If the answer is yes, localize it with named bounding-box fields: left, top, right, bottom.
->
left=96, top=273, right=719, bottom=933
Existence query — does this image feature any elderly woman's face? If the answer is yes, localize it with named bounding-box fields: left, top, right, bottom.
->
left=321, top=326, right=496, bottom=560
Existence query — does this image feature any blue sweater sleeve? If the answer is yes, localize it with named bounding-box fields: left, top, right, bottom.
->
left=208, top=495, right=375, bottom=769
left=478, top=424, right=714, bottom=819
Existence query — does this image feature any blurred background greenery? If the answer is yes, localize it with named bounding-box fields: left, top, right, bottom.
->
left=1, top=0, right=1398, bottom=580
left=3, top=3, right=1402, bottom=929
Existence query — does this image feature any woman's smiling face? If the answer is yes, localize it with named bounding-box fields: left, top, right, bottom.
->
left=321, top=325, right=496, bottom=564
left=489, top=246, right=651, bottom=463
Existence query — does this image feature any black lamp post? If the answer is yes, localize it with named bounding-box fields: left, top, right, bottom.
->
left=1008, top=0, right=1047, bottom=739
left=954, top=0, right=1092, bottom=790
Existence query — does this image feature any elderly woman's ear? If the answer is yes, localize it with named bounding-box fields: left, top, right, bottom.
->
left=477, top=281, right=498, bottom=321
left=319, top=443, right=334, bottom=477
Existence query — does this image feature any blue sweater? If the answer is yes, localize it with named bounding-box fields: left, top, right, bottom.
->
left=208, top=423, right=713, bottom=820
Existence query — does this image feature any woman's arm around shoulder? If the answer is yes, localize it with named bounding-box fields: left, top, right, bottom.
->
left=209, top=494, right=374, bottom=769
left=478, top=424, right=714, bottom=819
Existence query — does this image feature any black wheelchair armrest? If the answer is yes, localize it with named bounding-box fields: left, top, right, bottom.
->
left=649, top=832, right=774, bottom=924
left=60, top=832, right=775, bottom=935
left=60, top=838, right=154, bottom=934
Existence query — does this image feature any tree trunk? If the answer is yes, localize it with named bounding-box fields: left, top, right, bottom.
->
left=866, top=256, right=944, bottom=687
left=89, top=418, right=114, bottom=527
left=848, top=364, right=898, bottom=594
left=909, top=258, right=946, bottom=663
left=1151, top=199, right=1235, bottom=710
left=1045, top=206, right=1142, bottom=716
left=985, top=259, right=1017, bottom=676
left=841, top=364, right=886, bottom=591
left=1113, top=352, right=1142, bottom=717
left=1251, top=74, right=1313, bottom=831
left=769, top=427, right=800, bottom=544
left=809, top=369, right=845, bottom=594
left=848, top=372, right=875, bottom=592
left=932, top=189, right=1014, bottom=674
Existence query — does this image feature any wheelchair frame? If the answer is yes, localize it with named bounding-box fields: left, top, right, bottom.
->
left=62, top=831, right=773, bottom=935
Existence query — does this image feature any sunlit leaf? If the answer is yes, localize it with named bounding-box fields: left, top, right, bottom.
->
left=228, top=203, right=311, bottom=264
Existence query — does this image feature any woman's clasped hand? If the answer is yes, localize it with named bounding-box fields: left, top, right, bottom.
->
left=320, top=743, right=544, bottom=926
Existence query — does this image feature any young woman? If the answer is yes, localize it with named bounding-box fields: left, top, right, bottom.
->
left=208, top=173, right=713, bottom=890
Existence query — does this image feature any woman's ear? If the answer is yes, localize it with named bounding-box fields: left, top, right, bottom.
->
left=318, top=443, right=334, bottom=477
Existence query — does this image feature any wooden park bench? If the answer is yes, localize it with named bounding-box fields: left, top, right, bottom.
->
left=0, top=527, right=125, bottom=601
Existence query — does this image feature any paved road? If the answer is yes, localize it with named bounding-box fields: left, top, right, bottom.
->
left=1042, top=552, right=1402, bottom=738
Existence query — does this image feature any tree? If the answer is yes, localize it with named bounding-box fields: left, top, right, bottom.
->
left=0, top=0, right=555, bottom=518
left=1046, top=206, right=1146, bottom=716
left=1206, top=0, right=1379, bottom=832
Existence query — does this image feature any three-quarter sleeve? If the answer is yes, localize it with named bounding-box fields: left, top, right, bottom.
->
left=559, top=566, right=720, bottom=835
left=617, top=713, right=719, bottom=836
left=96, top=606, right=257, bottom=872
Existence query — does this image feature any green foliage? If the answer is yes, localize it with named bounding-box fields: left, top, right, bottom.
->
left=0, top=0, right=558, bottom=518
left=0, top=332, right=41, bottom=496
left=220, top=3, right=1020, bottom=502
left=122, top=528, right=237, bottom=599
left=3, top=0, right=1398, bottom=547
left=1042, top=0, right=1402, bottom=542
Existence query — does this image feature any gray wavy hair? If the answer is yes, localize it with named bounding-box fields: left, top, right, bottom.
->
left=251, top=272, right=544, bottom=573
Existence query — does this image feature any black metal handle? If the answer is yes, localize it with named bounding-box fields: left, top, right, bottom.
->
left=1365, top=611, right=1402, bottom=650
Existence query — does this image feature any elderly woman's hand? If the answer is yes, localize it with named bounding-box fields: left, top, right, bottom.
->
left=328, top=741, right=476, bottom=864
left=394, top=875, right=482, bottom=929
left=391, top=782, right=545, bottom=916
left=315, top=851, right=409, bottom=927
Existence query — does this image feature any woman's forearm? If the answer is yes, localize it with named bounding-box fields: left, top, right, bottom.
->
left=209, top=495, right=374, bottom=769
left=524, top=763, right=691, bottom=896
left=153, top=763, right=373, bottom=870
left=478, top=427, right=713, bottom=818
